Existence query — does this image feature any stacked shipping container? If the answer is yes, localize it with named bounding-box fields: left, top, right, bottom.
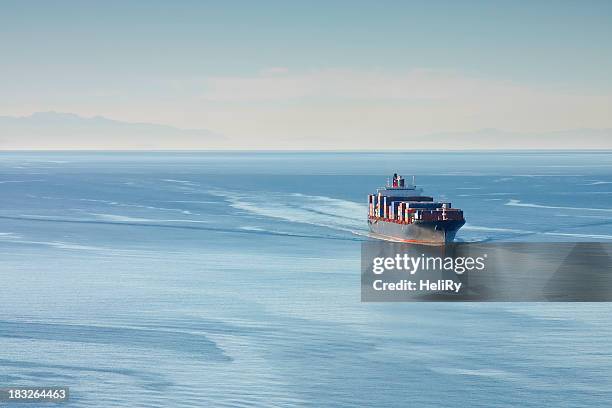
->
left=367, top=195, right=463, bottom=224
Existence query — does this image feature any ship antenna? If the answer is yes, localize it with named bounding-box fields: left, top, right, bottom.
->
left=412, top=175, right=416, bottom=185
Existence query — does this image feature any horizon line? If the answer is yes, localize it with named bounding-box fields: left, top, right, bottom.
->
left=1, top=148, right=611, bottom=153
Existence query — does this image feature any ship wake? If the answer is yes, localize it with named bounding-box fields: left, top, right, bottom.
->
left=208, top=189, right=371, bottom=239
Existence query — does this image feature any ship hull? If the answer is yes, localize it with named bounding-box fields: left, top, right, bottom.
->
left=368, top=218, right=465, bottom=244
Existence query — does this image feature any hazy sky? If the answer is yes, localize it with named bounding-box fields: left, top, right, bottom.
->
left=1, top=0, right=611, bottom=148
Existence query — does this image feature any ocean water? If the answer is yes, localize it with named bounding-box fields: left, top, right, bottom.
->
left=1, top=151, right=612, bottom=407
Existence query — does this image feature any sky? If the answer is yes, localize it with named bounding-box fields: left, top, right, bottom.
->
left=1, top=0, right=611, bottom=149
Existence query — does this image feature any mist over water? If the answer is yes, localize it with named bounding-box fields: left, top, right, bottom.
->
left=1, top=151, right=612, bottom=407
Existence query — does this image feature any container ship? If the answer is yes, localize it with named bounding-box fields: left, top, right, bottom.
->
left=368, top=174, right=465, bottom=244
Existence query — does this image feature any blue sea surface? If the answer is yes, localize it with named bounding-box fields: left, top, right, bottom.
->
left=1, top=151, right=612, bottom=407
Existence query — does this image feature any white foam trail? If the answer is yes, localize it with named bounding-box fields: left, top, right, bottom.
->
left=543, top=232, right=612, bottom=240
left=0, top=236, right=106, bottom=251
left=163, top=200, right=218, bottom=204
left=459, top=192, right=515, bottom=197
left=89, top=213, right=209, bottom=224
left=152, top=219, right=209, bottom=224
left=46, top=242, right=107, bottom=250
left=0, top=179, right=44, bottom=184
left=161, top=179, right=198, bottom=186
left=585, top=181, right=612, bottom=185
left=209, top=189, right=367, bottom=236
left=464, top=223, right=612, bottom=241
left=79, top=198, right=120, bottom=205
left=89, top=213, right=155, bottom=222
left=429, top=366, right=512, bottom=379
left=78, top=198, right=195, bottom=215
left=240, top=226, right=265, bottom=232
left=462, top=224, right=534, bottom=234
left=0, top=232, right=151, bottom=253
left=162, top=179, right=190, bottom=183
left=238, top=225, right=318, bottom=238
left=506, top=199, right=612, bottom=213
left=0, top=232, right=22, bottom=239
left=19, top=214, right=86, bottom=221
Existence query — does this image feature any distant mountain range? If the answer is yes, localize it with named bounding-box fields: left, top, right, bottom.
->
left=0, top=112, right=610, bottom=149
left=0, top=112, right=223, bottom=149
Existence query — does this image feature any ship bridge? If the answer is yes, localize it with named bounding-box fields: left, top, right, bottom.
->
left=377, top=174, right=424, bottom=198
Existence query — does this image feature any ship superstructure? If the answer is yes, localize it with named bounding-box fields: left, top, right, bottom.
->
left=367, top=174, right=465, bottom=244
